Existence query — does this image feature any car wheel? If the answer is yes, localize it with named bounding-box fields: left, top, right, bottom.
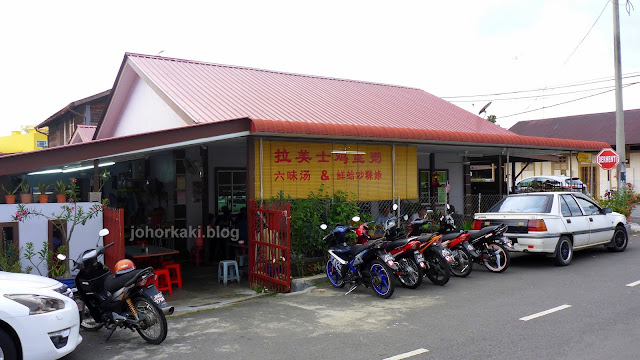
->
left=554, top=236, right=573, bottom=266
left=607, top=225, right=628, bottom=252
left=0, top=328, right=17, bottom=360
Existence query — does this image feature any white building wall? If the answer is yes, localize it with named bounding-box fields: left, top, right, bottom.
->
left=0, top=203, right=103, bottom=276
left=111, top=77, right=186, bottom=138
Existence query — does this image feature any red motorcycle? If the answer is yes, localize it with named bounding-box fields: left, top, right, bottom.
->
left=408, top=218, right=473, bottom=278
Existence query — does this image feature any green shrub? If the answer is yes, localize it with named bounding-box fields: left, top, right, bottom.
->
left=598, top=184, right=640, bottom=218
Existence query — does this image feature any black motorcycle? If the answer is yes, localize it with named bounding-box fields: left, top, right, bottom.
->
left=439, top=209, right=512, bottom=273
left=70, top=229, right=173, bottom=344
left=322, top=219, right=398, bottom=299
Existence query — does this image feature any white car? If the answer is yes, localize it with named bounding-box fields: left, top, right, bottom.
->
left=0, top=272, right=82, bottom=360
left=473, top=192, right=629, bottom=265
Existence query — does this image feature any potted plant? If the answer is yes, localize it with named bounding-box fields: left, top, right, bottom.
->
left=19, top=178, right=31, bottom=204
left=89, top=170, right=110, bottom=202
left=54, top=180, right=67, bottom=203
left=1, top=184, right=19, bottom=204
left=38, top=182, right=51, bottom=203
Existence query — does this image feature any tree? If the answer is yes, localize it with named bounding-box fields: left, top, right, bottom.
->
left=487, top=115, right=497, bottom=123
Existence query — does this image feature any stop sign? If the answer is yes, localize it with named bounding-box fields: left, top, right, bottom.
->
left=596, top=148, right=620, bottom=170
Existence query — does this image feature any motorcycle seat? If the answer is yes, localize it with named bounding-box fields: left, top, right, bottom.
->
left=441, top=232, right=462, bottom=241
left=415, top=233, right=434, bottom=242
left=103, top=269, right=143, bottom=292
left=468, top=226, right=498, bottom=241
left=383, top=238, right=409, bottom=251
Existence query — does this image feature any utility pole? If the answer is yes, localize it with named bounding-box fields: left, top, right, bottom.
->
left=613, top=0, right=626, bottom=191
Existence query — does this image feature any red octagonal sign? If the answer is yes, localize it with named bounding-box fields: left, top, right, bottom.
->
left=596, top=148, right=620, bottom=170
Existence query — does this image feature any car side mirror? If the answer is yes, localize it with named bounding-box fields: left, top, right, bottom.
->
left=603, top=208, right=612, bottom=214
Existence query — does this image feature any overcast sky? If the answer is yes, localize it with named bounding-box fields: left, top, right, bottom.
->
left=0, top=0, right=638, bottom=137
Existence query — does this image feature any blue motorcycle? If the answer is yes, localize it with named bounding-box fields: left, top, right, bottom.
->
left=322, top=218, right=397, bottom=299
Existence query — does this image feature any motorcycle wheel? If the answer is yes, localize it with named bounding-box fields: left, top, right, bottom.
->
left=326, top=259, right=345, bottom=288
left=424, top=252, right=450, bottom=286
left=483, top=244, right=510, bottom=273
left=369, top=260, right=395, bottom=299
left=450, top=246, right=473, bottom=278
left=134, top=296, right=168, bottom=345
left=397, top=258, right=423, bottom=289
left=74, top=294, right=103, bottom=331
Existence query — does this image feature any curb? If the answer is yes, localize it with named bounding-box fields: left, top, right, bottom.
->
left=290, top=274, right=327, bottom=292
left=168, top=292, right=270, bottom=317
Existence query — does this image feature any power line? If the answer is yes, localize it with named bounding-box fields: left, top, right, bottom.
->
left=498, top=82, right=640, bottom=119
left=562, top=0, right=610, bottom=67
left=448, top=83, right=621, bottom=102
left=440, top=73, right=640, bottom=99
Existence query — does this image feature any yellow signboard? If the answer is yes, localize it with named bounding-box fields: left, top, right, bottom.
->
left=577, top=152, right=591, bottom=163
left=255, top=140, right=417, bottom=201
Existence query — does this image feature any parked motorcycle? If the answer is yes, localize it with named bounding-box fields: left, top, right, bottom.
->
left=323, top=218, right=397, bottom=298
left=69, top=229, right=173, bottom=344
left=439, top=208, right=512, bottom=273
left=355, top=220, right=424, bottom=289
left=409, top=218, right=473, bottom=278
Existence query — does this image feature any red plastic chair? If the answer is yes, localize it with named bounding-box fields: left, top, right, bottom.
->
left=154, top=269, right=172, bottom=295
left=163, top=263, right=183, bottom=289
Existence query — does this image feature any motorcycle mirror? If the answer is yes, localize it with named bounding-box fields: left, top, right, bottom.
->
left=352, top=216, right=360, bottom=222
left=98, top=228, right=110, bottom=237
left=320, top=224, right=328, bottom=230
left=403, top=214, right=408, bottom=221
left=392, top=204, right=398, bottom=211
left=56, top=254, right=67, bottom=261
left=427, top=209, right=434, bottom=215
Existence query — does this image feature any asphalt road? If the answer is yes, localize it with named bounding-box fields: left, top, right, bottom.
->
left=65, top=234, right=640, bottom=360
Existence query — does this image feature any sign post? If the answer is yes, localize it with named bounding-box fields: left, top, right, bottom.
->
left=596, top=148, right=620, bottom=193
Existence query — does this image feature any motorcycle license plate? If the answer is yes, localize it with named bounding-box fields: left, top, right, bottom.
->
left=143, top=286, right=168, bottom=308
left=414, top=251, right=425, bottom=263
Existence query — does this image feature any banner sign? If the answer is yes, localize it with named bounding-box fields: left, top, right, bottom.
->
left=255, top=140, right=417, bottom=201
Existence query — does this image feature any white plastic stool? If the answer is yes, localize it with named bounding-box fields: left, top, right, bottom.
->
left=218, top=260, right=240, bottom=285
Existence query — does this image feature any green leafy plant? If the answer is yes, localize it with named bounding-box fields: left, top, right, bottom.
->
left=598, top=184, right=640, bottom=218
left=0, top=235, right=26, bottom=273
left=54, top=180, right=67, bottom=195
left=38, top=182, right=51, bottom=194
left=98, top=170, right=111, bottom=192
left=18, top=177, right=30, bottom=194
left=48, top=245, right=68, bottom=278
left=23, top=241, right=49, bottom=276
left=1, top=183, right=20, bottom=195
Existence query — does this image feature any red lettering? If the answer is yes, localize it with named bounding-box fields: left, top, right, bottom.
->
left=274, top=171, right=285, bottom=181
left=352, top=154, right=365, bottom=164
left=346, top=171, right=355, bottom=180
left=287, top=170, right=297, bottom=181
left=369, top=152, right=382, bottom=163
left=334, top=153, right=348, bottom=164
left=316, top=150, right=331, bottom=163
left=321, top=170, right=330, bottom=181
left=356, top=171, right=365, bottom=180
left=365, top=170, right=373, bottom=180
left=295, top=149, right=312, bottom=164
left=336, top=170, right=345, bottom=181
left=300, top=170, right=311, bottom=181
left=274, top=148, right=292, bottom=163
left=374, top=170, right=382, bottom=180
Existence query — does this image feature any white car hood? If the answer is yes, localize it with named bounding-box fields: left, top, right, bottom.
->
left=0, top=271, right=62, bottom=290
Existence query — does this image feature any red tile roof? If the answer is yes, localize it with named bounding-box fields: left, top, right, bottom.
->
left=509, top=109, right=640, bottom=146
left=124, top=53, right=514, bottom=136
left=251, top=119, right=609, bottom=150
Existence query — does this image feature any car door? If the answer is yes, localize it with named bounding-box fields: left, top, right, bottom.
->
left=574, top=195, right=614, bottom=244
left=559, top=194, right=590, bottom=248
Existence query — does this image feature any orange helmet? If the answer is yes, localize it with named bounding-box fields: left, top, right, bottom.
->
left=114, top=259, right=136, bottom=275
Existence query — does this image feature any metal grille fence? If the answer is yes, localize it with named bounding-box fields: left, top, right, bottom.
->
left=248, top=199, right=291, bottom=293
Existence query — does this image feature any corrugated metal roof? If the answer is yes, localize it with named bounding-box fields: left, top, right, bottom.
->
left=509, top=109, right=640, bottom=146
left=250, top=118, right=610, bottom=150
left=125, top=53, right=514, bottom=136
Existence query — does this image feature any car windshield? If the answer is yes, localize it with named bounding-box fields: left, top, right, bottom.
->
left=488, top=194, right=553, bottom=213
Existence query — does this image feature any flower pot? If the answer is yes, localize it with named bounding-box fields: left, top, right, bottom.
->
left=20, top=193, right=32, bottom=204
left=88, top=191, right=102, bottom=202
left=4, top=195, right=16, bottom=204
left=38, top=194, right=49, bottom=203
left=56, top=194, right=67, bottom=203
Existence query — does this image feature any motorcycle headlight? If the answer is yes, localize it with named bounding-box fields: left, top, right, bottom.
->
left=5, top=294, right=65, bottom=315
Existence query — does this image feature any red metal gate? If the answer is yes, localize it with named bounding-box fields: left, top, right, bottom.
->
left=103, top=207, right=124, bottom=270
left=248, top=199, right=291, bottom=293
